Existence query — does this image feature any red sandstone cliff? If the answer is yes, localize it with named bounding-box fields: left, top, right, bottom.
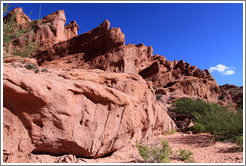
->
left=2, top=8, right=233, bottom=163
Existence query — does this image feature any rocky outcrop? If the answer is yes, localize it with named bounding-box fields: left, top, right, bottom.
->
left=3, top=56, right=38, bottom=66
left=3, top=8, right=228, bottom=163
left=39, top=43, right=152, bottom=75
left=65, top=20, right=79, bottom=39
left=219, top=84, right=243, bottom=108
left=142, top=57, right=220, bottom=104
left=35, top=19, right=125, bottom=65
left=3, top=63, right=175, bottom=160
left=3, top=8, right=80, bottom=51
left=3, top=7, right=31, bottom=24
left=35, top=16, right=219, bottom=103
left=3, top=107, right=34, bottom=163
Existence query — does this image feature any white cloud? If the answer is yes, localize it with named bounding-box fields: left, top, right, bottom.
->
left=209, top=64, right=235, bottom=76
left=223, top=70, right=235, bottom=75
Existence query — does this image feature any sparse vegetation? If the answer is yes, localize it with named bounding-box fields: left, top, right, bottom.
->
left=164, top=129, right=176, bottom=135
left=172, top=98, right=243, bottom=148
left=136, top=140, right=173, bottom=163
left=41, top=68, right=48, bottom=72
left=136, top=140, right=196, bottom=163
left=24, top=63, right=39, bottom=73
left=234, top=135, right=243, bottom=152
left=176, top=149, right=195, bottom=163
left=3, top=4, right=40, bottom=58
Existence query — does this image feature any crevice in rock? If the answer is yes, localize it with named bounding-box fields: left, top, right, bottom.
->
left=139, top=62, right=159, bottom=79
left=163, top=81, right=177, bottom=88
left=68, top=89, right=113, bottom=106
left=96, top=150, right=116, bottom=159
left=31, top=140, right=92, bottom=158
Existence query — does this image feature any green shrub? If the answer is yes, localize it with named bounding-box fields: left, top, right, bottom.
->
left=41, top=68, right=48, bottom=72
left=164, top=129, right=176, bottom=135
left=136, top=140, right=173, bottom=163
left=234, top=135, right=243, bottom=152
left=3, top=4, right=40, bottom=57
left=176, top=149, right=194, bottom=162
left=172, top=98, right=243, bottom=141
left=24, top=63, right=39, bottom=73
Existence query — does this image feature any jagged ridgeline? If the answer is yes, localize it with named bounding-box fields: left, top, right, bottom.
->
left=3, top=7, right=242, bottom=163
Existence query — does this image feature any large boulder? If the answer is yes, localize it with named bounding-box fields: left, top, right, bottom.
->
left=3, top=107, right=34, bottom=163
left=3, top=63, right=175, bottom=159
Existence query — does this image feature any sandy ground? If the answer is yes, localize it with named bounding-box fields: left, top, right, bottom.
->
left=93, top=132, right=243, bottom=163
left=16, top=132, right=243, bottom=163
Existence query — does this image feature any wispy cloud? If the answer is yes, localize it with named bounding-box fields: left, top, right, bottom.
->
left=209, top=64, right=235, bottom=75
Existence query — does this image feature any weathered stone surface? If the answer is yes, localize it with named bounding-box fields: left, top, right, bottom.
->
left=65, top=20, right=79, bottom=39
left=3, top=8, right=227, bottom=163
left=3, top=107, right=34, bottom=163
left=219, top=84, right=243, bottom=108
left=4, top=8, right=80, bottom=52
left=39, top=43, right=153, bottom=75
left=139, top=62, right=159, bottom=79
left=134, top=54, right=219, bottom=104
left=3, top=7, right=31, bottom=24
left=3, top=63, right=175, bottom=159
left=3, top=56, right=38, bottom=66
left=41, top=10, right=67, bottom=42
left=36, top=19, right=125, bottom=65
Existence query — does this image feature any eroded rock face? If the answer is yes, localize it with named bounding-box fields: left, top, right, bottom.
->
left=39, top=43, right=152, bottom=75
left=36, top=19, right=125, bottom=65
left=3, top=8, right=225, bottom=162
left=3, top=63, right=175, bottom=159
left=42, top=10, right=67, bottom=42
left=219, top=84, right=243, bottom=108
left=3, top=107, right=34, bottom=163
left=65, top=20, right=79, bottom=39
left=4, top=8, right=80, bottom=51
left=138, top=56, right=219, bottom=104
left=3, top=7, right=31, bottom=24
left=6, top=8, right=220, bottom=104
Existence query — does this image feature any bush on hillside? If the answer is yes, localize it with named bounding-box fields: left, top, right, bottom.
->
left=172, top=98, right=243, bottom=143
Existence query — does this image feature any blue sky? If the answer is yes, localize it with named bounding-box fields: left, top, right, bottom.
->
left=4, top=3, right=244, bottom=86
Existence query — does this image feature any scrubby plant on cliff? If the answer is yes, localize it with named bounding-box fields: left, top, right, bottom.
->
left=136, top=140, right=173, bottom=163
left=3, top=4, right=40, bottom=57
left=172, top=98, right=243, bottom=145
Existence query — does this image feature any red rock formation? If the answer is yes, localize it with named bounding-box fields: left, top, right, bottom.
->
left=4, top=8, right=80, bottom=52
left=41, top=10, right=67, bottom=43
left=3, top=107, right=34, bottom=163
left=219, top=84, right=243, bottom=108
left=35, top=19, right=125, bottom=65
left=3, top=8, right=226, bottom=162
left=3, top=7, right=31, bottom=24
left=3, top=63, right=175, bottom=160
left=140, top=56, right=220, bottom=104
left=65, top=20, right=79, bottom=39
left=35, top=16, right=219, bottom=103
